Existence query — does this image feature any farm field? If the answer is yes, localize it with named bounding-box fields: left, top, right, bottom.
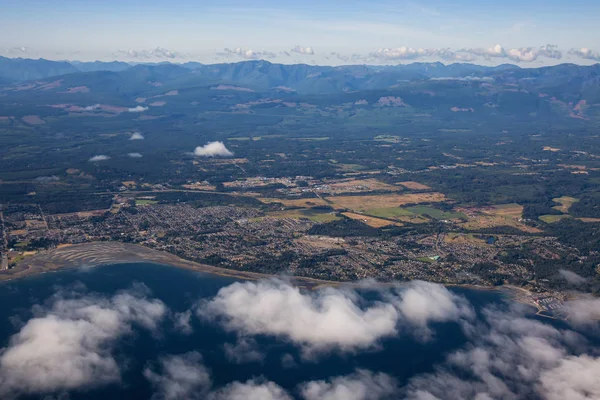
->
left=259, top=197, right=329, bottom=208
left=552, top=196, right=579, bottom=213
left=264, top=208, right=340, bottom=223
left=341, top=212, right=402, bottom=228
left=325, top=192, right=447, bottom=211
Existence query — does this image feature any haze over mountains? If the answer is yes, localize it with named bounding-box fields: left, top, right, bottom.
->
left=2, top=55, right=600, bottom=97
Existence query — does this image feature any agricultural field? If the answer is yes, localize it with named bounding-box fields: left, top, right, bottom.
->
left=325, top=192, right=447, bottom=212
left=259, top=197, right=329, bottom=208
left=316, top=178, right=401, bottom=194
left=552, top=196, right=579, bottom=213
left=264, top=208, right=340, bottom=223
left=397, top=181, right=432, bottom=190
left=341, top=212, right=402, bottom=228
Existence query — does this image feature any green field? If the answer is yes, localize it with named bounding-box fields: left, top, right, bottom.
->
left=404, top=206, right=466, bottom=220
left=135, top=199, right=159, bottom=205
left=539, top=214, right=572, bottom=223
left=364, top=207, right=413, bottom=219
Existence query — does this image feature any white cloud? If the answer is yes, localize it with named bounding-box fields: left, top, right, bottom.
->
left=300, top=369, right=397, bottom=400
left=222, top=48, right=276, bottom=60
left=371, top=47, right=428, bottom=60
left=128, top=152, right=143, bottom=158
left=458, top=44, right=562, bottom=62
left=291, top=46, right=315, bottom=55
left=403, top=304, right=600, bottom=400
left=4, top=46, right=28, bottom=55
left=193, top=141, right=234, bottom=157
left=144, top=352, right=211, bottom=400
left=558, top=269, right=587, bottom=285
left=118, top=47, right=178, bottom=59
left=89, top=155, right=110, bottom=162
left=128, top=106, right=148, bottom=113
left=538, top=355, right=600, bottom=400
left=197, top=280, right=472, bottom=356
left=130, top=132, right=145, bottom=140
left=212, top=379, right=292, bottom=400
left=562, top=297, right=600, bottom=325
left=84, top=104, right=100, bottom=111
left=223, top=337, right=265, bottom=364
left=0, top=287, right=167, bottom=397
left=569, top=47, right=600, bottom=61
left=173, top=310, right=193, bottom=335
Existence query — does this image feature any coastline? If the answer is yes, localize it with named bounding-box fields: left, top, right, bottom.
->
left=1, top=241, right=522, bottom=296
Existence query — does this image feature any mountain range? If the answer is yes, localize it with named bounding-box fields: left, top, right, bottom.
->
left=2, top=56, right=600, bottom=98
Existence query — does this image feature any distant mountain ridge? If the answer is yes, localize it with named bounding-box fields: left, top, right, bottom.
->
left=1, top=56, right=600, bottom=97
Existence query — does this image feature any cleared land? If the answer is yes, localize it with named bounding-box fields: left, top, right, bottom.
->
left=458, top=204, right=543, bottom=233
left=341, top=212, right=402, bottom=228
left=325, top=192, right=446, bottom=211
left=552, top=196, right=579, bottom=213
left=397, top=181, right=432, bottom=190
left=317, top=178, right=400, bottom=194
left=264, top=209, right=340, bottom=222
left=540, top=214, right=571, bottom=223
left=259, top=197, right=329, bottom=208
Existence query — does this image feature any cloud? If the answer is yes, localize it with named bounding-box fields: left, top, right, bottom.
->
left=222, top=48, right=276, bottom=60
left=212, top=379, right=292, bottom=400
left=130, top=132, right=145, bottom=140
left=84, top=104, right=100, bottom=111
left=89, top=155, right=110, bottom=162
left=569, top=47, right=600, bottom=61
left=4, top=46, right=28, bottom=55
left=403, top=304, right=600, bottom=400
left=223, top=337, right=265, bottom=364
left=197, top=280, right=472, bottom=356
left=173, top=310, right=193, bottom=335
left=371, top=47, right=428, bottom=60
left=144, top=352, right=211, bottom=400
left=118, top=47, right=178, bottom=59
left=128, top=152, right=143, bottom=158
left=368, top=44, right=562, bottom=63
left=558, top=269, right=587, bottom=285
left=128, top=106, right=148, bottom=113
left=300, top=369, right=397, bottom=400
left=562, top=297, right=600, bottom=325
left=291, top=46, right=315, bottom=55
left=0, top=286, right=167, bottom=397
left=459, top=44, right=562, bottom=62
left=193, top=141, right=234, bottom=157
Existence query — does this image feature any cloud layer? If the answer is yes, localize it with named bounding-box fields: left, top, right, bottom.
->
left=403, top=305, right=600, bottom=400
left=198, top=280, right=472, bottom=355
left=144, top=352, right=211, bottom=400
left=193, top=141, right=234, bottom=157
left=0, top=286, right=167, bottom=397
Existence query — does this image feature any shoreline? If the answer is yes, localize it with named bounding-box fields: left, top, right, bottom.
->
left=1, top=241, right=524, bottom=296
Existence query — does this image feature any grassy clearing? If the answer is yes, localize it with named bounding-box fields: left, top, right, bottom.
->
left=259, top=197, right=329, bottom=208
left=405, top=206, right=465, bottom=220
left=364, top=207, right=413, bottom=219
left=552, top=196, right=579, bottom=213
left=135, top=199, right=158, bottom=205
left=342, top=212, right=402, bottom=228
left=539, top=214, right=572, bottom=223
left=326, top=193, right=447, bottom=211
left=266, top=208, right=340, bottom=223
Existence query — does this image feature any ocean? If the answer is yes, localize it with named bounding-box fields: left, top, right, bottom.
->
left=0, top=263, right=572, bottom=399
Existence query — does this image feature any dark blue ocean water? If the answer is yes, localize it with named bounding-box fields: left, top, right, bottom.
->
left=0, top=263, right=522, bottom=399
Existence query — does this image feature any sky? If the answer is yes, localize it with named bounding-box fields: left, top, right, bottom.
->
left=1, top=0, right=600, bottom=66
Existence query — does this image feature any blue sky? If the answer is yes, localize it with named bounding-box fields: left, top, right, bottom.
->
left=1, top=0, right=600, bottom=65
